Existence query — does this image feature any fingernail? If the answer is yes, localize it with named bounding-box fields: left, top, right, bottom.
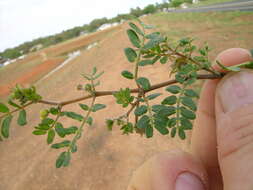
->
left=175, top=172, right=205, bottom=190
left=218, top=71, right=253, bottom=112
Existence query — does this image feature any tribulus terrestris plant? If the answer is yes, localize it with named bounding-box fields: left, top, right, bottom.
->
left=1, top=19, right=252, bottom=168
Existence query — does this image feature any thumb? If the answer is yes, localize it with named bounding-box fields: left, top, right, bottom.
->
left=216, top=70, right=253, bottom=190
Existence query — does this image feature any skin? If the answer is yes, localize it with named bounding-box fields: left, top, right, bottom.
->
left=127, top=48, right=253, bottom=190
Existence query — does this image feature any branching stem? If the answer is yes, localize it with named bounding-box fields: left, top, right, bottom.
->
left=37, top=73, right=223, bottom=107
left=0, top=102, right=33, bottom=119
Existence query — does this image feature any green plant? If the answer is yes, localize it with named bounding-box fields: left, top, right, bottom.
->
left=1, top=19, right=252, bottom=168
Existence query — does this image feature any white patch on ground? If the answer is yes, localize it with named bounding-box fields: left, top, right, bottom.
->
left=97, top=22, right=119, bottom=31
left=37, top=40, right=99, bottom=83
left=1, top=54, right=26, bottom=67
left=36, top=50, right=81, bottom=84
left=86, top=42, right=98, bottom=50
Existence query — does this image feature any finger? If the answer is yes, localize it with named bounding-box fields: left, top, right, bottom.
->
left=127, top=149, right=208, bottom=190
left=216, top=70, right=253, bottom=190
left=191, top=48, right=252, bottom=188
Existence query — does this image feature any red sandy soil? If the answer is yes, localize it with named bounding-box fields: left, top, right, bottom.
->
left=0, top=57, right=64, bottom=96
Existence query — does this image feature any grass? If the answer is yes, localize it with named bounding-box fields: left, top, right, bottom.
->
left=190, top=0, right=234, bottom=7
left=146, top=11, right=253, bottom=62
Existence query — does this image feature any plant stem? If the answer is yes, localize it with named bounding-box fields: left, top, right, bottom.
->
left=68, top=96, right=96, bottom=152
left=36, top=73, right=223, bottom=107
left=143, top=95, right=154, bottom=127
left=0, top=102, right=33, bottom=119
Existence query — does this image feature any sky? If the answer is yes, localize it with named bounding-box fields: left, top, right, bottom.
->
left=0, top=0, right=163, bottom=52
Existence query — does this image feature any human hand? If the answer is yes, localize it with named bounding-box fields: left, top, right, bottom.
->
left=127, top=48, right=253, bottom=190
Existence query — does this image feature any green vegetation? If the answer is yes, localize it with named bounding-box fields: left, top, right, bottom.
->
left=171, top=0, right=193, bottom=7
left=194, top=0, right=233, bottom=6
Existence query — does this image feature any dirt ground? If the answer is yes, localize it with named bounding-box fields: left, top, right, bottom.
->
left=0, top=12, right=252, bottom=190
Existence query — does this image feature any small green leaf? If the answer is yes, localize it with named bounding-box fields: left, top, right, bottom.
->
left=64, top=126, right=78, bottom=135
left=121, top=122, right=134, bottom=134
left=181, top=97, right=197, bottom=111
left=62, top=151, right=71, bottom=167
left=127, top=29, right=141, bottom=48
left=166, top=85, right=181, bottom=94
left=145, top=32, right=160, bottom=39
left=55, top=123, right=65, bottom=138
left=79, top=104, right=89, bottom=111
left=216, top=61, right=241, bottom=72
left=1, top=115, right=13, bottom=138
left=199, top=48, right=207, bottom=56
left=180, top=107, right=196, bottom=120
left=139, top=21, right=155, bottom=29
left=51, top=140, right=71, bottom=149
left=70, top=144, right=78, bottom=153
left=92, top=104, right=106, bottom=112
left=152, top=56, right=161, bottom=64
left=154, top=117, right=169, bottom=135
left=175, top=73, right=186, bottom=84
left=129, top=22, right=144, bottom=36
left=171, top=127, right=176, bottom=138
left=136, top=115, right=150, bottom=129
left=56, top=152, right=66, bottom=168
left=145, top=125, right=153, bottom=138
left=47, top=129, right=55, bottom=144
left=8, top=99, right=21, bottom=108
left=64, top=112, right=83, bottom=121
left=49, top=107, right=59, bottom=115
left=17, top=109, right=27, bottom=126
left=113, top=88, right=134, bottom=108
left=236, top=61, right=253, bottom=69
left=40, top=109, right=49, bottom=120
left=32, top=130, right=47, bottom=135
left=42, top=118, right=54, bottom=125
left=138, top=60, right=154, bottom=66
left=180, top=117, right=192, bottom=130
left=134, top=105, right=148, bottom=116
left=160, top=56, right=168, bottom=64
left=136, top=77, right=151, bottom=90
left=167, top=118, right=176, bottom=128
left=178, top=128, right=186, bottom=140
left=36, top=123, right=50, bottom=130
left=161, top=96, right=177, bottom=105
left=121, top=70, right=134, bottom=79
left=184, top=89, right=199, bottom=98
left=92, top=67, right=97, bottom=75
left=93, top=71, right=104, bottom=80
left=146, top=93, right=162, bottom=100
left=156, top=106, right=176, bottom=117
left=86, top=117, right=93, bottom=126
left=0, top=103, right=9, bottom=113
left=152, top=105, right=167, bottom=113
left=124, top=48, right=137, bottom=62
left=143, top=36, right=165, bottom=50
left=106, top=119, right=114, bottom=131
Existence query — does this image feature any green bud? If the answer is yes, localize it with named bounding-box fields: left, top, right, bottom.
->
left=40, top=109, right=49, bottom=120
